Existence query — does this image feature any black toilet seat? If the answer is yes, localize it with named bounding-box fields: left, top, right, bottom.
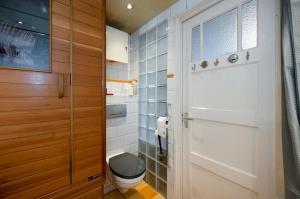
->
left=109, top=152, right=146, bottom=179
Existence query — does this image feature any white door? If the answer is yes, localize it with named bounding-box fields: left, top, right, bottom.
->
left=182, top=0, right=278, bottom=198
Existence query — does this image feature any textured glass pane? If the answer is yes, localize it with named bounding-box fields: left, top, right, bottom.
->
left=147, top=28, right=156, bottom=44
left=157, top=102, right=167, bottom=116
left=139, top=102, right=147, bottom=114
left=157, top=87, right=167, bottom=101
left=147, top=73, right=156, bottom=86
left=139, top=34, right=146, bottom=48
left=0, top=0, right=50, bottom=71
left=191, top=25, right=201, bottom=63
left=148, top=102, right=156, bottom=115
left=158, top=37, right=168, bottom=55
left=157, top=71, right=167, bottom=85
left=148, top=117, right=157, bottom=131
left=242, top=0, right=257, bottom=49
left=139, top=88, right=147, bottom=101
left=139, top=130, right=147, bottom=142
left=158, top=53, right=167, bottom=70
left=147, top=42, right=156, bottom=58
left=157, top=21, right=168, bottom=39
left=139, top=61, right=146, bottom=74
left=139, top=74, right=146, bottom=88
left=139, top=47, right=146, bottom=61
left=203, top=9, right=237, bottom=59
left=147, top=57, right=156, bottom=73
left=148, top=87, right=156, bottom=100
left=139, top=115, right=147, bottom=128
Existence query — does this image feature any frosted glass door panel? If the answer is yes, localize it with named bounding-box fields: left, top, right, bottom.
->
left=191, top=25, right=201, bottom=63
left=203, top=9, right=238, bottom=59
left=242, top=0, right=257, bottom=49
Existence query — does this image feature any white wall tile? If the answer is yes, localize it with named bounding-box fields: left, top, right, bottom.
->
left=139, top=23, right=148, bottom=35
left=157, top=8, right=171, bottom=24
left=147, top=17, right=158, bottom=31
left=187, top=0, right=204, bottom=9
left=171, top=0, right=187, bottom=17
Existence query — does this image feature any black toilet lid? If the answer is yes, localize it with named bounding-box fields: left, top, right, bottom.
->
left=109, top=153, right=145, bottom=179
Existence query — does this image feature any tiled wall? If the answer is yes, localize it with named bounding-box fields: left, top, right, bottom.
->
left=129, top=0, right=206, bottom=198
left=105, top=63, right=139, bottom=193
left=106, top=94, right=139, bottom=158
left=107, top=62, right=129, bottom=80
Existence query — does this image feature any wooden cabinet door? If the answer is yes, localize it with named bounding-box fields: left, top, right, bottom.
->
left=0, top=0, right=72, bottom=198
left=72, top=0, right=106, bottom=184
left=0, top=0, right=105, bottom=197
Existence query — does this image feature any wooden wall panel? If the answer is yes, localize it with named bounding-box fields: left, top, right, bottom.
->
left=0, top=0, right=105, bottom=198
left=0, top=0, right=72, bottom=198
left=71, top=0, right=105, bottom=186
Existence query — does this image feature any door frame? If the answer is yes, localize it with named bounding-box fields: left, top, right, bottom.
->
left=171, top=0, right=282, bottom=198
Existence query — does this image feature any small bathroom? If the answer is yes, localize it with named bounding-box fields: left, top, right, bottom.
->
left=1, top=0, right=299, bottom=198
left=105, top=9, right=172, bottom=198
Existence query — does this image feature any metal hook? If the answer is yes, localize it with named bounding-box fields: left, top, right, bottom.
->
left=214, top=58, right=219, bottom=66
left=246, top=51, right=250, bottom=61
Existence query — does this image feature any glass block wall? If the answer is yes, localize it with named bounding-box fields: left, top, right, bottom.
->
left=138, top=20, right=168, bottom=197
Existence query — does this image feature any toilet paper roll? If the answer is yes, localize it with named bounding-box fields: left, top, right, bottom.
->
left=155, top=117, right=169, bottom=138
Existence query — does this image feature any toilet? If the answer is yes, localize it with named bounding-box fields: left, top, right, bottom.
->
left=107, top=152, right=146, bottom=193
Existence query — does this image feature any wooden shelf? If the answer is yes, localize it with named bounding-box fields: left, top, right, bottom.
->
left=106, top=78, right=137, bottom=83
left=106, top=72, right=174, bottom=84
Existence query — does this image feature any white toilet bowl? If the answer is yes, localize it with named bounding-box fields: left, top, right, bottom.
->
left=107, top=152, right=145, bottom=193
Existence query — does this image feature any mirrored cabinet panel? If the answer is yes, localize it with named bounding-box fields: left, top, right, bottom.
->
left=0, top=0, right=50, bottom=71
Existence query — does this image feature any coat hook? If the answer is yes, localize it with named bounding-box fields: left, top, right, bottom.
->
left=214, top=58, right=219, bottom=66
left=246, top=51, right=250, bottom=61
left=200, top=60, right=208, bottom=68
left=192, top=64, right=196, bottom=71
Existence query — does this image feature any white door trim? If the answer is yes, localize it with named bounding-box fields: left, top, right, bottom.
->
left=171, top=0, right=281, bottom=198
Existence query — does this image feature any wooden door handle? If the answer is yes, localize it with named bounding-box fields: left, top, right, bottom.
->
left=58, top=74, right=64, bottom=98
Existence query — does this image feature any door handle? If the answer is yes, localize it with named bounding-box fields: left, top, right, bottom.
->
left=58, top=74, right=64, bottom=98
left=183, top=112, right=193, bottom=128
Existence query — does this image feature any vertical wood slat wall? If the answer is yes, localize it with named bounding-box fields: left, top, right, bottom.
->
left=0, top=0, right=106, bottom=198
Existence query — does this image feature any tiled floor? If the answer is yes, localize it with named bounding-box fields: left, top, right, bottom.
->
left=104, top=181, right=164, bottom=199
